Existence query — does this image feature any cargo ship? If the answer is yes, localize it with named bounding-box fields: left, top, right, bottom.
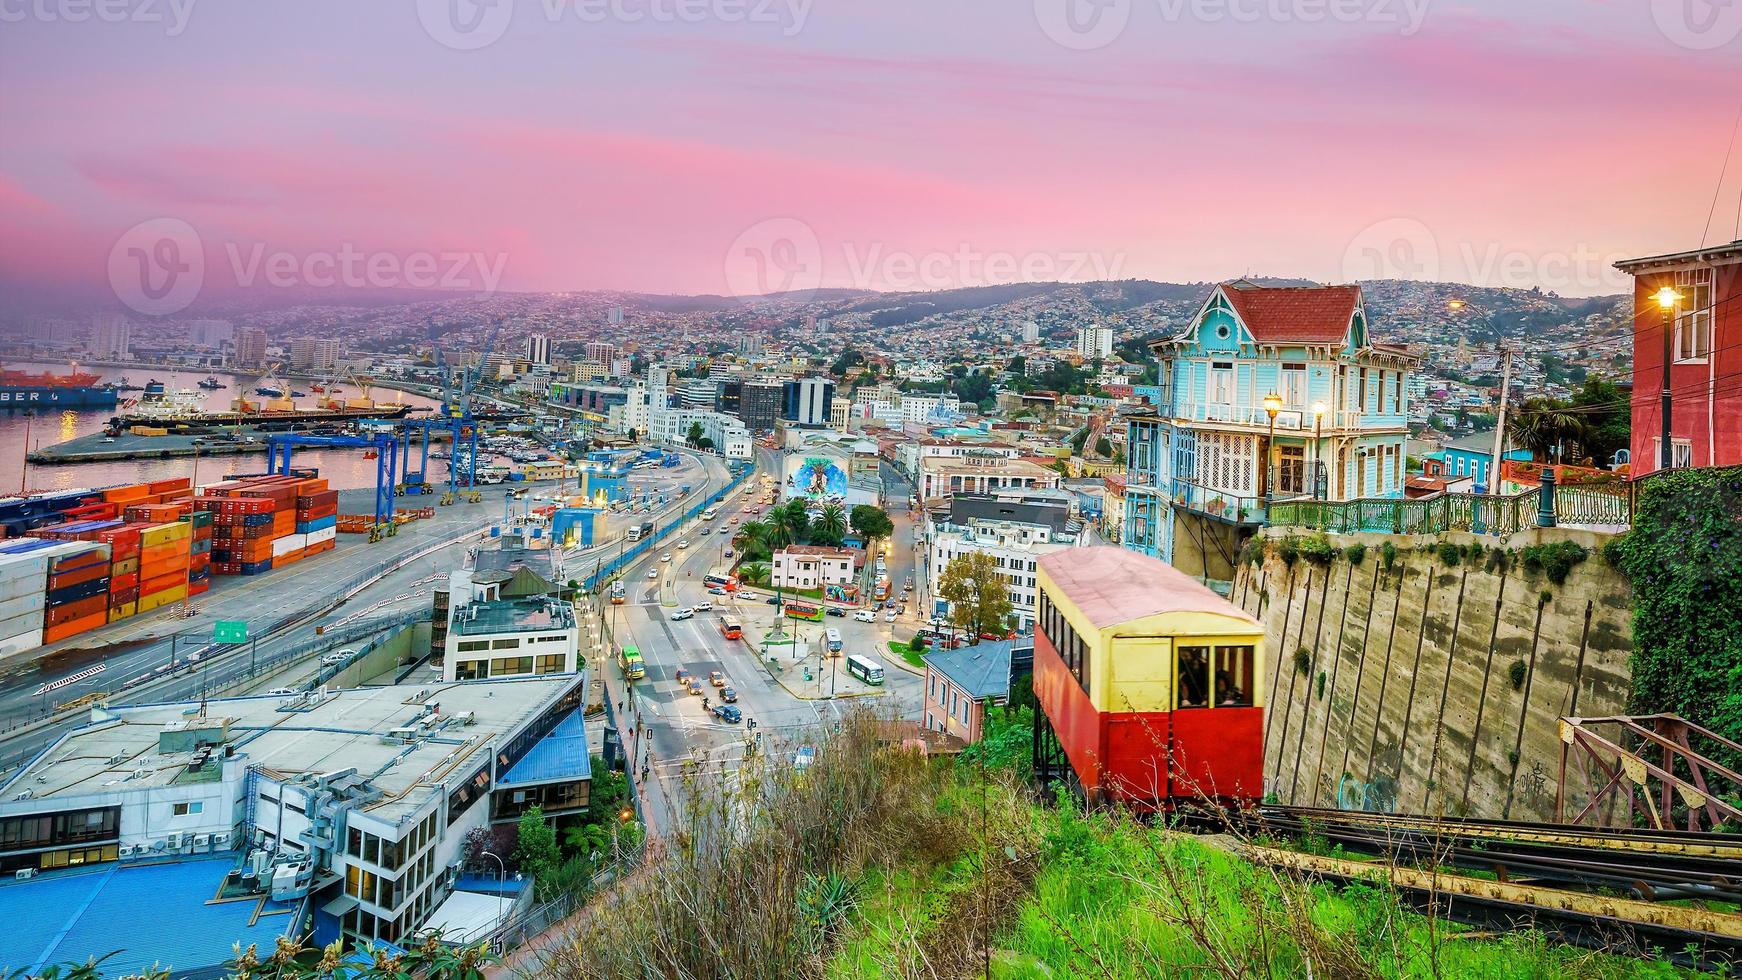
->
left=110, top=397, right=418, bottom=433
left=0, top=368, right=120, bottom=411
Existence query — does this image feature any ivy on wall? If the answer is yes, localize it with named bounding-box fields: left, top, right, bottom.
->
left=1608, top=467, right=1742, bottom=754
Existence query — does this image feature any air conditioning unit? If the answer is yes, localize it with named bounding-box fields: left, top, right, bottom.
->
left=118, top=845, right=137, bottom=858
left=193, top=834, right=212, bottom=848
left=15, top=868, right=36, bottom=881
left=214, top=833, right=231, bottom=849
left=165, top=833, right=182, bottom=849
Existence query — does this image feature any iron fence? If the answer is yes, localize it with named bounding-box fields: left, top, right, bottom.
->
left=1270, top=480, right=1625, bottom=538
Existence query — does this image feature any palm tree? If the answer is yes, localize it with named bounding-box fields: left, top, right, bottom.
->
left=1509, top=399, right=1587, bottom=463
left=817, top=504, right=847, bottom=540
left=734, top=520, right=772, bottom=561
left=771, top=500, right=809, bottom=548
left=739, top=562, right=772, bottom=588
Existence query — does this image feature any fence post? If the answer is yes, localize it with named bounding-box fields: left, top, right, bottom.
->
left=1536, top=467, right=1557, bottom=528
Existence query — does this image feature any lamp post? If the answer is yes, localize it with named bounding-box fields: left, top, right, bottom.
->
left=1261, top=393, right=1282, bottom=506
left=1654, top=286, right=1680, bottom=471
left=1310, top=402, right=1326, bottom=500
left=481, top=849, right=507, bottom=934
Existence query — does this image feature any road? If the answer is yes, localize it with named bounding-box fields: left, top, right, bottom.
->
left=0, top=452, right=722, bottom=769
left=599, top=452, right=927, bottom=837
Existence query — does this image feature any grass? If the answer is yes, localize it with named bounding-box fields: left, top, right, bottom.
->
left=889, top=642, right=926, bottom=670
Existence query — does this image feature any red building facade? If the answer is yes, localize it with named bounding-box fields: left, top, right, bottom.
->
left=1615, top=241, right=1742, bottom=474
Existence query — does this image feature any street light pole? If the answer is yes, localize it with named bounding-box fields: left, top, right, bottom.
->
left=1261, top=393, right=1282, bottom=507
left=1655, top=286, right=1681, bottom=471
left=1311, top=402, right=1326, bottom=500
left=481, top=849, right=507, bottom=934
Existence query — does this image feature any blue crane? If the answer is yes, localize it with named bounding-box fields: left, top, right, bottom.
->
left=265, top=431, right=400, bottom=527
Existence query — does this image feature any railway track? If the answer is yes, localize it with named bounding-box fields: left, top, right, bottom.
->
left=1220, top=805, right=1742, bottom=969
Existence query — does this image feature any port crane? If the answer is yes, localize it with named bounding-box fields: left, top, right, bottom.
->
left=264, top=431, right=399, bottom=528
left=398, top=317, right=498, bottom=495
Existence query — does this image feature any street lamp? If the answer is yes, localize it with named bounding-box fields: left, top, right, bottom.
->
left=1310, top=402, right=1327, bottom=500
left=481, top=849, right=507, bottom=933
left=1654, top=286, right=1680, bottom=471
left=1261, top=392, right=1282, bottom=505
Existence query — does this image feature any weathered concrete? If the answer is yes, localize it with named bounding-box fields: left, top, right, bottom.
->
left=1236, top=527, right=1633, bottom=822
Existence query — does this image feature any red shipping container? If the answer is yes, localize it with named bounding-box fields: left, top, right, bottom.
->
left=47, top=594, right=107, bottom=627
left=109, top=572, right=139, bottom=593
left=142, top=570, right=188, bottom=595
left=188, top=579, right=210, bottom=596
left=110, top=586, right=139, bottom=606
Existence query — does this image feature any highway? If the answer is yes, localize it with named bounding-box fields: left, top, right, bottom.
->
left=0, top=451, right=725, bottom=773
left=597, top=453, right=927, bottom=836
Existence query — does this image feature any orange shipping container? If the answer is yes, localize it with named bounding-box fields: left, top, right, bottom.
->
left=109, top=572, right=139, bottom=593
left=48, top=563, right=109, bottom=592
left=102, top=484, right=150, bottom=504
left=142, top=571, right=189, bottom=595
left=44, top=612, right=107, bottom=644
left=138, top=556, right=186, bottom=582
left=140, top=541, right=190, bottom=566
left=47, top=595, right=107, bottom=627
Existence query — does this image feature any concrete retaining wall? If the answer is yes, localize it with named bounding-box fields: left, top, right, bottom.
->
left=1233, top=527, right=1633, bottom=821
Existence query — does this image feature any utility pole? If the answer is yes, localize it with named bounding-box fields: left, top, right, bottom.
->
left=1487, top=346, right=1514, bottom=495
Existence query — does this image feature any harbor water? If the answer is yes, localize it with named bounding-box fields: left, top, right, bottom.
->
left=0, top=365, right=443, bottom=494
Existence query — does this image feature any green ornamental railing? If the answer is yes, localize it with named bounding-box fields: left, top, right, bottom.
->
left=1269, top=481, right=1624, bottom=537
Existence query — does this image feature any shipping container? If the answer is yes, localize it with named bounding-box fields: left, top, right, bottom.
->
left=43, top=611, right=107, bottom=644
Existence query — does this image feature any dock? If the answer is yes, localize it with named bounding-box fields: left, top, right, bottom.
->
left=28, top=431, right=270, bottom=465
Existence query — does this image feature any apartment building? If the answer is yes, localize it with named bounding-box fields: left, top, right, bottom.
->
left=443, top=570, right=580, bottom=682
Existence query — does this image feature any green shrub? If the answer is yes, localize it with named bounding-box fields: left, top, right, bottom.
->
left=1380, top=541, right=1399, bottom=570
left=1315, top=670, right=1327, bottom=699
left=1520, top=541, right=1589, bottom=584
left=1435, top=541, right=1462, bottom=566
left=1294, top=647, right=1312, bottom=677
left=1278, top=536, right=1301, bottom=567
left=1539, top=590, right=1553, bottom=606
left=1485, top=547, right=1510, bottom=574
left=1601, top=531, right=1631, bottom=569
left=1239, top=537, right=1266, bottom=567
left=1343, top=543, right=1367, bottom=565
left=1508, top=659, right=1527, bottom=690
left=1300, top=534, right=1337, bottom=566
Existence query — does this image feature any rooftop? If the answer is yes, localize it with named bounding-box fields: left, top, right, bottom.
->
left=451, top=596, right=575, bottom=636
left=3, top=677, right=581, bottom=825
left=1039, top=547, right=1260, bottom=632
left=1218, top=281, right=1361, bottom=345
left=0, top=855, right=298, bottom=977
left=499, top=707, right=591, bottom=788
left=923, top=640, right=1022, bottom=700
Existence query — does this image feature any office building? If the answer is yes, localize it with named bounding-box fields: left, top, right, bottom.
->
left=236, top=328, right=269, bottom=368
left=739, top=381, right=784, bottom=432
left=783, top=377, right=834, bottom=428
left=1076, top=325, right=1114, bottom=360
left=444, top=570, right=580, bottom=682
left=289, top=336, right=344, bottom=372
left=525, top=334, right=552, bottom=366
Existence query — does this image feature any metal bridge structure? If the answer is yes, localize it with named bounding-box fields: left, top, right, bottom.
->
left=265, top=431, right=399, bottom=527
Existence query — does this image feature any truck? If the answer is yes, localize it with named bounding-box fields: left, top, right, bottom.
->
left=627, top=521, right=655, bottom=542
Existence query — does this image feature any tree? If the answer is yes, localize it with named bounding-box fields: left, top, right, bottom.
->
left=937, top=551, right=1014, bottom=638
left=734, top=520, right=773, bottom=562
left=624, top=427, right=638, bottom=443
left=830, top=348, right=864, bottom=377
left=697, top=436, right=715, bottom=452
left=952, top=370, right=993, bottom=405
left=738, top=561, right=772, bottom=588
left=849, top=504, right=893, bottom=542
left=514, top=807, right=561, bottom=894
left=771, top=499, right=810, bottom=548
left=817, top=504, right=847, bottom=540
left=685, top=421, right=705, bottom=448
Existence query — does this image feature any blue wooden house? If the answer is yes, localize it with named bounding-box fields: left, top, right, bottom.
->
left=1123, top=281, right=1419, bottom=579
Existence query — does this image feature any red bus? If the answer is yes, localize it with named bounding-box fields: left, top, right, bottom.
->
left=703, top=573, right=739, bottom=592
left=718, top=615, right=743, bottom=640
left=873, top=576, right=891, bottom=602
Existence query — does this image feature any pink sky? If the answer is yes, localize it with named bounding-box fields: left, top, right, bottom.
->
left=3, top=0, right=1741, bottom=306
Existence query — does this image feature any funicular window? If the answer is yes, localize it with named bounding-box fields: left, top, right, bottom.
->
left=1178, top=645, right=1256, bottom=708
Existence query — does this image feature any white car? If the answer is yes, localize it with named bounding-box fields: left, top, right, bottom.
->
left=647, top=568, right=659, bottom=579
left=884, top=611, right=898, bottom=622
left=693, top=601, right=713, bottom=612
left=321, top=651, right=352, bottom=666
left=660, top=553, right=673, bottom=563
left=677, top=540, right=689, bottom=550
left=853, top=610, right=876, bottom=623
left=670, top=607, right=694, bottom=621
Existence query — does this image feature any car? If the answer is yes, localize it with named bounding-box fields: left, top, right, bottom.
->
left=853, top=610, right=876, bottom=623
left=321, top=650, right=354, bottom=666
left=675, top=668, right=692, bottom=687
left=677, top=540, right=688, bottom=550
left=647, top=568, right=659, bottom=579
left=885, top=611, right=898, bottom=622
left=793, top=745, right=817, bottom=770
left=724, top=548, right=734, bottom=558
left=688, top=681, right=704, bottom=696
left=266, top=687, right=297, bottom=697
left=707, top=586, right=727, bottom=595
left=660, top=553, right=673, bottom=562
left=711, top=703, right=742, bottom=723
left=670, top=607, right=695, bottom=621
left=721, top=686, right=738, bottom=703
left=693, top=601, right=713, bottom=612
left=766, top=596, right=780, bottom=605
left=709, top=670, right=726, bottom=687
left=700, top=527, right=710, bottom=535
left=825, top=606, right=844, bottom=617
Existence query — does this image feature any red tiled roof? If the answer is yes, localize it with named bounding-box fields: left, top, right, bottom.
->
left=1220, top=282, right=1360, bottom=345
left=1038, top=547, right=1259, bottom=631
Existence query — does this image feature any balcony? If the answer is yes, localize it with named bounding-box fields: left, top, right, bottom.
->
left=1169, top=479, right=1265, bottom=526
left=1164, top=402, right=1408, bottom=433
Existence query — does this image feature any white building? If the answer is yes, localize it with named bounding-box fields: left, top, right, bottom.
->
left=443, top=570, right=580, bottom=682
left=525, top=334, right=552, bottom=365
left=900, top=393, right=961, bottom=424
left=648, top=406, right=752, bottom=459
left=1021, top=321, right=1041, bottom=343
left=90, top=314, right=130, bottom=360
left=926, top=518, right=1080, bottom=632
left=918, top=454, right=1061, bottom=502
left=289, top=336, right=344, bottom=372
left=830, top=396, right=851, bottom=431
left=790, top=377, right=833, bottom=427
left=1076, top=325, right=1114, bottom=360
left=772, top=546, right=859, bottom=590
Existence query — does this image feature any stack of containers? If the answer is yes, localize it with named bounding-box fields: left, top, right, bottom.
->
left=136, top=521, right=192, bottom=613
left=295, top=485, right=339, bottom=561
left=43, top=542, right=112, bottom=644
left=0, top=541, right=58, bottom=657
left=187, top=510, right=214, bottom=595
left=100, top=523, right=143, bottom=622
left=201, top=489, right=279, bottom=575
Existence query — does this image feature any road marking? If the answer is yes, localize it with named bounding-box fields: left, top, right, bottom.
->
left=33, top=664, right=105, bottom=697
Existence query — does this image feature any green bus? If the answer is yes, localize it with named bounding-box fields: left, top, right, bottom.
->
left=618, top=645, right=646, bottom=680
left=783, top=600, right=825, bottom=622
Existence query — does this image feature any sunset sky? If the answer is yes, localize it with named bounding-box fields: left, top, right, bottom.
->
left=3, top=0, right=1741, bottom=304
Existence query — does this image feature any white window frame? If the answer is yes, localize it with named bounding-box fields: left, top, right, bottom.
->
left=1673, top=268, right=1713, bottom=363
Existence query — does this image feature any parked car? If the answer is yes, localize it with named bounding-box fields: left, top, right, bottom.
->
left=670, top=607, right=695, bottom=621
left=675, top=668, right=692, bottom=687
left=724, top=548, right=734, bottom=558
left=825, top=606, right=845, bottom=617
left=711, top=703, right=742, bottom=723
left=709, top=670, right=726, bottom=687
left=707, top=586, right=727, bottom=595
left=693, top=601, right=713, bottom=612
left=266, top=687, right=297, bottom=697
left=853, top=610, right=876, bottom=623
left=721, top=687, right=738, bottom=703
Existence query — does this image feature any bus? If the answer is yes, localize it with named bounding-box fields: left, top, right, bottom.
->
left=718, top=615, right=743, bottom=641
left=824, top=628, right=843, bottom=654
left=702, top=573, right=739, bottom=593
left=845, top=654, right=885, bottom=686
left=873, top=577, right=891, bottom=602
left=609, top=582, right=626, bottom=605
left=701, top=506, right=719, bottom=521
left=783, top=600, right=825, bottom=622
left=618, top=646, right=646, bottom=680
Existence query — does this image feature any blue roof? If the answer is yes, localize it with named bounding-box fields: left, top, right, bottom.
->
left=500, top=707, right=593, bottom=788
left=0, top=856, right=300, bottom=977
left=923, top=640, right=1017, bottom=700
